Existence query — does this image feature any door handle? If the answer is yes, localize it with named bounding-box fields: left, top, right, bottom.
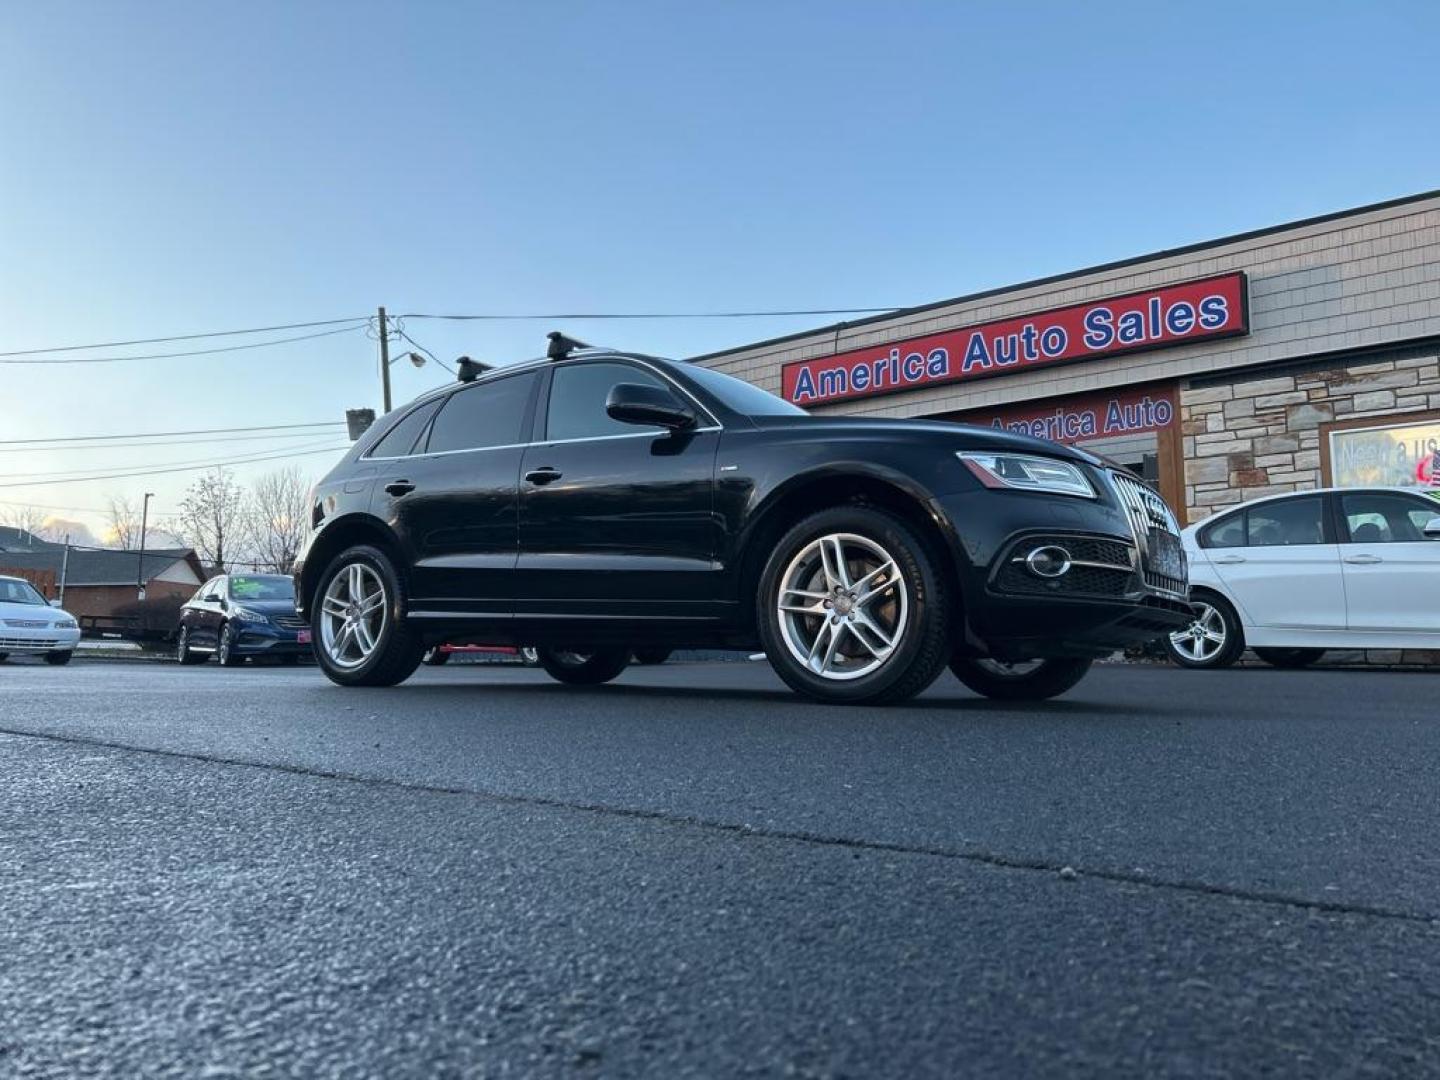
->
left=1343, top=554, right=1383, bottom=564
left=524, top=467, right=563, bottom=485
left=384, top=480, right=416, bottom=497
left=1213, top=555, right=1247, bottom=564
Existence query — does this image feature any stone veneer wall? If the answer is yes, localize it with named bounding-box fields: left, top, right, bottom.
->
left=1181, top=347, right=1440, bottom=520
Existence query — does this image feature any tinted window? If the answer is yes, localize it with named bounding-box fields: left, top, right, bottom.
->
left=546, top=362, right=669, bottom=441
left=1200, top=512, right=1245, bottom=549
left=425, top=372, right=538, bottom=454
left=1246, top=496, right=1325, bottom=547
left=1340, top=492, right=1439, bottom=543
left=369, top=398, right=442, bottom=458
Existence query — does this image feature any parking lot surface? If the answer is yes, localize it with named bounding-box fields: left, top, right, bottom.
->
left=2, top=659, right=1438, bottom=1077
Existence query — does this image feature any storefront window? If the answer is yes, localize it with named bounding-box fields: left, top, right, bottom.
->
left=1326, top=415, right=1440, bottom=489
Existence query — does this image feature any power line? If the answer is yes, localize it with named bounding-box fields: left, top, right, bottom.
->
left=2, top=435, right=342, bottom=481
left=392, top=324, right=456, bottom=375
left=0, top=429, right=357, bottom=454
left=0, top=323, right=368, bottom=365
left=399, top=307, right=901, bottom=321
left=0, top=443, right=351, bottom=489
left=0, top=498, right=112, bottom=515
left=0, top=316, right=369, bottom=358
left=0, top=421, right=346, bottom=447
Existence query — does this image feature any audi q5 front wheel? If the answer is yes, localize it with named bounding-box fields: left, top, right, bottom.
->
left=757, top=506, right=951, bottom=705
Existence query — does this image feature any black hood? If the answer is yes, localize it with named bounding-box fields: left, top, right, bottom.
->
left=751, top=413, right=1104, bottom=465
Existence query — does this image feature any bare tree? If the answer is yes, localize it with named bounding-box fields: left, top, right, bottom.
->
left=106, top=495, right=141, bottom=550
left=243, top=466, right=310, bottom=574
left=176, top=467, right=245, bottom=573
left=0, top=504, right=50, bottom=541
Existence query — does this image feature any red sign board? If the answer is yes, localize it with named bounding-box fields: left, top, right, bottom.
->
left=952, top=384, right=1177, bottom=445
left=782, top=272, right=1248, bottom=406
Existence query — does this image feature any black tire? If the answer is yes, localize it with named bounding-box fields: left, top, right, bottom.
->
left=535, top=646, right=630, bottom=686
left=757, top=505, right=951, bottom=705
left=1164, top=592, right=1245, bottom=670
left=632, top=647, right=673, bottom=665
left=43, top=650, right=74, bottom=666
left=311, top=545, right=425, bottom=688
left=217, top=622, right=240, bottom=667
left=950, top=656, right=1092, bottom=701
left=1253, top=647, right=1326, bottom=669
left=176, top=626, right=208, bottom=665
left=422, top=647, right=451, bottom=666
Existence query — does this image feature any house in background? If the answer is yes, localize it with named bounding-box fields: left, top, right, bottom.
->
left=0, top=528, right=205, bottom=620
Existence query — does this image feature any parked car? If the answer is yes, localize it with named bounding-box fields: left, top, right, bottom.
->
left=1166, top=486, right=1440, bottom=669
left=176, top=573, right=312, bottom=666
left=0, top=575, right=80, bottom=665
left=292, top=334, right=1193, bottom=703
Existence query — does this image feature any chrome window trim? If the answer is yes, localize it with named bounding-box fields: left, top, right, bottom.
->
left=364, top=425, right=724, bottom=463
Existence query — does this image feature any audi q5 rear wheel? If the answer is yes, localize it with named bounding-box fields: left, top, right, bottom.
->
left=757, top=506, right=950, bottom=705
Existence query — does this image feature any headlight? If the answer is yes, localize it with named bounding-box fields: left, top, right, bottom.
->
left=231, top=606, right=268, bottom=624
left=956, top=450, right=1096, bottom=498
left=53, top=617, right=77, bottom=629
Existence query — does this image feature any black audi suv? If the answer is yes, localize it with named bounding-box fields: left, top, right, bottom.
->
left=293, top=334, right=1192, bottom=703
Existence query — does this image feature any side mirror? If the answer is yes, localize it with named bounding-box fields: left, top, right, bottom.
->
left=1424, top=515, right=1440, bottom=539
left=605, top=382, right=696, bottom=431
left=49, top=598, right=63, bottom=608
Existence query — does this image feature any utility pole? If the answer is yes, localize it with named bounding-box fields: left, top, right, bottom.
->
left=377, top=306, right=392, bottom=413
left=58, top=534, right=70, bottom=608
left=137, top=491, right=154, bottom=601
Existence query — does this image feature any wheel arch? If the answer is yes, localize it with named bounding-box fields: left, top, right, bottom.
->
left=297, top=514, right=405, bottom=617
left=734, top=465, right=966, bottom=629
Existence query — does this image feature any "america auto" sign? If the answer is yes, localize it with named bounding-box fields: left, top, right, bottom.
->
left=782, top=272, right=1248, bottom=407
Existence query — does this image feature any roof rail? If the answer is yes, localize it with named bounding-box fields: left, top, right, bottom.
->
left=546, top=331, right=591, bottom=360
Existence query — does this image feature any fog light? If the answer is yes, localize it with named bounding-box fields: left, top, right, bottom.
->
left=1025, top=545, right=1072, bottom=578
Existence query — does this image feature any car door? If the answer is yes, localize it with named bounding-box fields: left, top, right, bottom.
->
left=179, top=580, right=216, bottom=646
left=1335, top=490, right=1440, bottom=632
left=1202, top=494, right=1346, bottom=628
left=515, top=359, right=722, bottom=617
left=194, top=576, right=226, bottom=647
left=372, top=371, right=541, bottom=612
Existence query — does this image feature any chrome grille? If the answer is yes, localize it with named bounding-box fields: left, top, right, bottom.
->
left=1109, top=472, right=1187, bottom=597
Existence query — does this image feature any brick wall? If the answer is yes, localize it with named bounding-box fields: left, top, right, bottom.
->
left=1182, top=347, right=1440, bottom=519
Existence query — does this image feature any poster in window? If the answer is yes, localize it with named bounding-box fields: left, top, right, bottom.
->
left=1328, top=418, right=1440, bottom=489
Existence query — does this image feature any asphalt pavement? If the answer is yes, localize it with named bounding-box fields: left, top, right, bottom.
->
left=2, top=657, right=1438, bottom=1077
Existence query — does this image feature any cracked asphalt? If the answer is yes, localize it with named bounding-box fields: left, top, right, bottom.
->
left=1, top=658, right=1438, bottom=1077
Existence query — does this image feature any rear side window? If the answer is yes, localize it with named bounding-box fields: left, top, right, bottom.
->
left=368, top=399, right=442, bottom=458
left=1199, top=496, right=1326, bottom=548
left=546, top=362, right=669, bottom=441
left=425, top=372, right=539, bottom=454
left=1246, top=497, right=1325, bottom=547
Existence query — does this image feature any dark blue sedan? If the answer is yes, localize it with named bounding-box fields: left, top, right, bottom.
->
left=175, top=573, right=312, bottom=666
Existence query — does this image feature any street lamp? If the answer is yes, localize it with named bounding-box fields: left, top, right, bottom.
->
left=377, top=305, right=426, bottom=413
left=137, top=492, right=154, bottom=601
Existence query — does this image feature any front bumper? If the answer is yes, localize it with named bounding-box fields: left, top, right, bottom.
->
left=231, top=622, right=312, bottom=656
left=0, top=626, right=82, bottom=653
left=930, top=487, right=1193, bottom=661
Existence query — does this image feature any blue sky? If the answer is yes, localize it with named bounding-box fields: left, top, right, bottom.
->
left=3, top=0, right=1438, bottom=540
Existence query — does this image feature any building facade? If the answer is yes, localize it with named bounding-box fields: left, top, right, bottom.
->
left=693, top=192, right=1440, bottom=525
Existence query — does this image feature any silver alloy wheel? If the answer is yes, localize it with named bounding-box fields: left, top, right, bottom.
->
left=776, top=532, right=909, bottom=681
left=1171, top=600, right=1226, bottom=663
left=320, top=562, right=388, bottom=671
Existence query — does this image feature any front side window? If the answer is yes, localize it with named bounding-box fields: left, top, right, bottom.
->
left=1340, top=492, right=1439, bottom=543
left=546, top=362, right=671, bottom=441
left=1199, top=512, right=1245, bottom=549
left=425, top=372, right=539, bottom=454
left=1245, top=496, right=1325, bottom=547
left=369, top=398, right=442, bottom=458
left=0, top=578, right=47, bottom=605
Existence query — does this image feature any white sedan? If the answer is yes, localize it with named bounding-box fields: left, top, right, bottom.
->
left=1167, top=486, right=1440, bottom=668
left=0, top=575, right=81, bottom=665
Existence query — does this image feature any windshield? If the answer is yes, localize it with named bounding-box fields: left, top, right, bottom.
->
left=228, top=575, right=295, bottom=602
left=684, top=365, right=807, bottom=417
left=0, top=578, right=48, bottom=606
